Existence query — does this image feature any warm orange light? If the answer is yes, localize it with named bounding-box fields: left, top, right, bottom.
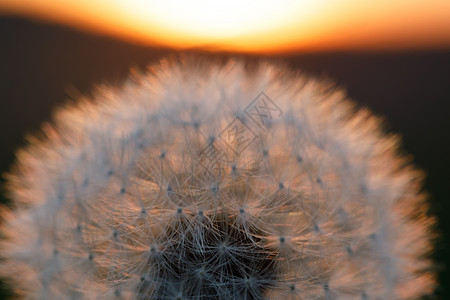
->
left=1, top=0, right=449, bottom=53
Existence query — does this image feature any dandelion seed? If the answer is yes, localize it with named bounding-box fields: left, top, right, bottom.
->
left=0, top=56, right=436, bottom=299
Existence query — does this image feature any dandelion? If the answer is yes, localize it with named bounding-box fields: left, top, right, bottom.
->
left=0, top=56, right=435, bottom=299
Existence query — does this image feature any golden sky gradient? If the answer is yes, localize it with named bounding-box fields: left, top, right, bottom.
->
left=1, top=0, right=449, bottom=53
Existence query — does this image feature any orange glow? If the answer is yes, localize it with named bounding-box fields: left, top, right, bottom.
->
left=1, top=0, right=449, bottom=53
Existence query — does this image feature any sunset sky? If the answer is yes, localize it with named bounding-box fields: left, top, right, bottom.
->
left=1, top=0, right=450, bottom=53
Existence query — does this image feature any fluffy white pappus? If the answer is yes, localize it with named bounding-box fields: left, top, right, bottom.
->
left=0, top=56, right=435, bottom=299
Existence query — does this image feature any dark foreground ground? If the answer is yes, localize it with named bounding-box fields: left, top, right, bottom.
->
left=0, top=15, right=449, bottom=299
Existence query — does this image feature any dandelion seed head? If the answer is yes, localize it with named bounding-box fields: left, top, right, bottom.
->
left=0, top=56, right=436, bottom=299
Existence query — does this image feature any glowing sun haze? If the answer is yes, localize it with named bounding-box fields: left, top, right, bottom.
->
left=1, top=0, right=450, bottom=52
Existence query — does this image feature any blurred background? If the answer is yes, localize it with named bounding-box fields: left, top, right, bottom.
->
left=0, top=1, right=449, bottom=298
